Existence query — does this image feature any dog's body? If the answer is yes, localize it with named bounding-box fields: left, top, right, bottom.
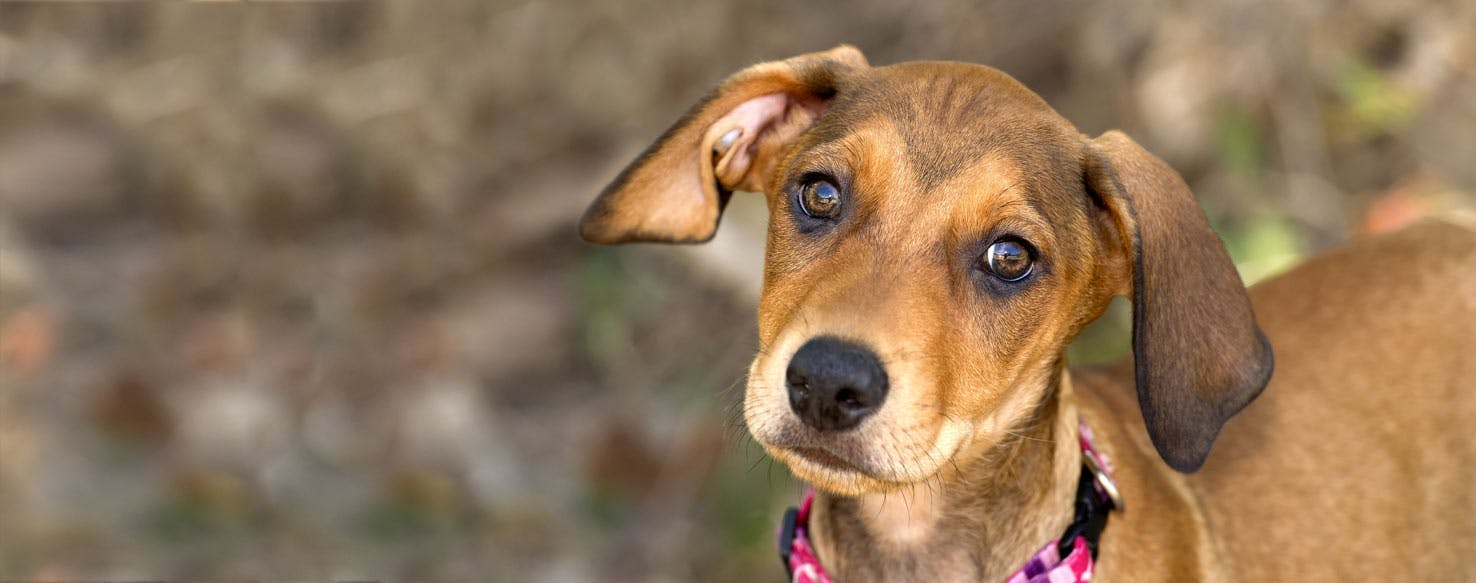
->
left=581, top=46, right=1476, bottom=580
left=1173, top=222, right=1476, bottom=580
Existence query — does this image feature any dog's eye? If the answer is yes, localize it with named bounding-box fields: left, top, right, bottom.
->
left=799, top=179, right=842, bottom=219
left=984, top=239, right=1034, bottom=281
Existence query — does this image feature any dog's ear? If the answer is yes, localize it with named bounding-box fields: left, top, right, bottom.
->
left=1084, top=130, right=1274, bottom=473
left=579, top=45, right=868, bottom=244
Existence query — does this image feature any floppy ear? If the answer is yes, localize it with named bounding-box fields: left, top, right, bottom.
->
left=579, top=45, right=868, bottom=244
left=1084, top=130, right=1274, bottom=472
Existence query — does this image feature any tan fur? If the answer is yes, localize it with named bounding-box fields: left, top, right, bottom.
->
left=581, top=46, right=1476, bottom=580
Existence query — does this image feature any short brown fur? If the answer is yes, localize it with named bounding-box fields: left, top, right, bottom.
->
left=580, top=46, right=1476, bottom=580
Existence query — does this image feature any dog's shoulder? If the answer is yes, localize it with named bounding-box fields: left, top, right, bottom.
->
left=1249, top=219, right=1476, bottom=331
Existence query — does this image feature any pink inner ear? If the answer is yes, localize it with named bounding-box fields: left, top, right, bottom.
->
left=709, top=93, right=790, bottom=189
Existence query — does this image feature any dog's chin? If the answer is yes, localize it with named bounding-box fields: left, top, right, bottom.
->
left=748, top=412, right=978, bottom=495
left=760, top=439, right=957, bottom=496
left=766, top=445, right=908, bottom=495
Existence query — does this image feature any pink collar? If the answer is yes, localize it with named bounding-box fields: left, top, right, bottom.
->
left=778, top=418, right=1121, bottom=583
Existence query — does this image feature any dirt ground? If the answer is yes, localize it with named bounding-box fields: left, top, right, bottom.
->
left=1, top=1, right=1472, bottom=580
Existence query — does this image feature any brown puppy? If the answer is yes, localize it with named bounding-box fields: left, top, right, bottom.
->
left=580, top=46, right=1476, bottom=581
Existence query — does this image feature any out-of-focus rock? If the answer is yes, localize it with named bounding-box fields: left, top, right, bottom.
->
left=89, top=369, right=173, bottom=445
left=454, top=275, right=572, bottom=384
left=173, top=376, right=291, bottom=471
left=0, top=106, right=136, bottom=243
left=249, top=105, right=353, bottom=239
left=0, top=220, right=41, bottom=308
left=582, top=414, right=663, bottom=500
left=1412, top=81, right=1476, bottom=190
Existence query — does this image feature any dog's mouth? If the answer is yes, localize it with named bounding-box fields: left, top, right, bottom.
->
left=749, top=409, right=981, bottom=494
left=757, top=428, right=883, bottom=479
left=787, top=445, right=862, bottom=472
left=754, top=422, right=957, bottom=494
left=770, top=441, right=902, bottom=493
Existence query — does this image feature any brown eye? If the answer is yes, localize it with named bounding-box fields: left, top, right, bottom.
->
left=799, top=180, right=842, bottom=219
left=984, top=239, right=1034, bottom=281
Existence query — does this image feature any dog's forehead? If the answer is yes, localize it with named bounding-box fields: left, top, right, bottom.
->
left=811, top=61, right=1080, bottom=193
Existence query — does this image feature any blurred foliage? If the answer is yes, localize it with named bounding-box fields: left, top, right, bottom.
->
left=1335, top=60, right=1423, bottom=138
left=1216, top=107, right=1268, bottom=181
left=0, top=0, right=1473, bottom=581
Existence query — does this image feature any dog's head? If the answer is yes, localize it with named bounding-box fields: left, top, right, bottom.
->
left=581, top=46, right=1272, bottom=494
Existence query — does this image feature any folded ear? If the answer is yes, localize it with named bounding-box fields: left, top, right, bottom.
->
left=1084, top=130, right=1274, bottom=472
left=579, top=45, right=868, bottom=244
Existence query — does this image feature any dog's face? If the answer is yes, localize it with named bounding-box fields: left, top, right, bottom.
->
left=582, top=46, right=1272, bottom=494
left=741, top=63, right=1126, bottom=493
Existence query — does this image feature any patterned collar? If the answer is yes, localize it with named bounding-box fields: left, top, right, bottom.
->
left=777, top=418, right=1122, bottom=583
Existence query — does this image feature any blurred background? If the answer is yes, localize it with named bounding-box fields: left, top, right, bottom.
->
left=0, top=0, right=1472, bottom=580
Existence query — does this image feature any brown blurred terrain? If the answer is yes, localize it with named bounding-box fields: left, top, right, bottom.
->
left=0, top=1, right=1472, bottom=580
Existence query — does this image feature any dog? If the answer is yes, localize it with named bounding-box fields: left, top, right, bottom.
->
left=578, top=46, right=1476, bottom=581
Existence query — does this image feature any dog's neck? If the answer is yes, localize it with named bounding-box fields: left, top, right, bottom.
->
left=808, top=371, right=1083, bottom=580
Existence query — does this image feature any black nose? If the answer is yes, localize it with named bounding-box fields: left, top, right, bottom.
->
left=786, top=337, right=889, bottom=432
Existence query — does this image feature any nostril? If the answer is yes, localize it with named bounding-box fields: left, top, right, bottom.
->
left=835, top=388, right=861, bottom=410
